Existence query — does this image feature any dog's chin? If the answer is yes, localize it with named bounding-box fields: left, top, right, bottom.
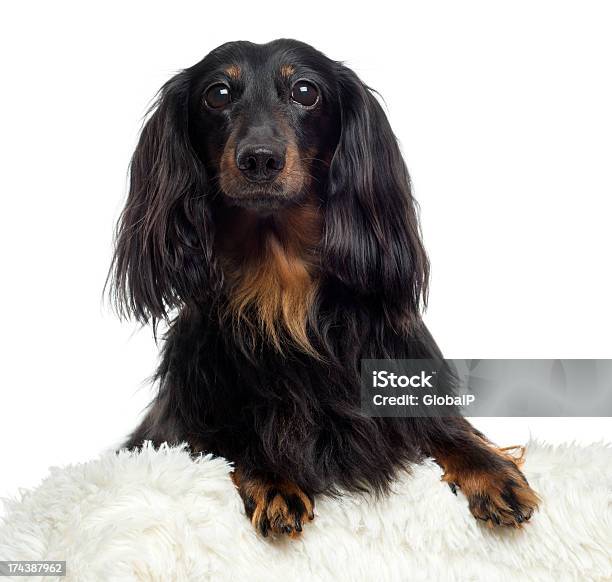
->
left=221, top=186, right=304, bottom=213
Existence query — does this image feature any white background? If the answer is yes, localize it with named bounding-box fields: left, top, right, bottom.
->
left=1, top=1, right=611, bottom=500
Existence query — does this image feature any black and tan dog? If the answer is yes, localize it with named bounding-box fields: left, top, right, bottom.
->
left=110, top=39, right=538, bottom=537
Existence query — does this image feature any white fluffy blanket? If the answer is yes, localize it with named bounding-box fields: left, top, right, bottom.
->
left=1, top=442, right=610, bottom=581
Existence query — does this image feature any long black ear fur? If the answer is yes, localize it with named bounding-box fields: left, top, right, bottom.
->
left=324, top=66, right=429, bottom=319
left=109, top=72, right=216, bottom=325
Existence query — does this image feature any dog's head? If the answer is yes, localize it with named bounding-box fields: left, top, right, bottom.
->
left=189, top=41, right=338, bottom=212
left=110, top=39, right=428, bottom=343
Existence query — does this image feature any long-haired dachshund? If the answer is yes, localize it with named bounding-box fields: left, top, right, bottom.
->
left=110, top=39, right=538, bottom=537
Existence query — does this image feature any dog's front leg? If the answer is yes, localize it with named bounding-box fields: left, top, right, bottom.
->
left=231, top=467, right=315, bottom=538
left=422, top=417, right=539, bottom=527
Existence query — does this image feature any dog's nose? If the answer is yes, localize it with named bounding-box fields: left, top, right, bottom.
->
left=236, top=144, right=286, bottom=182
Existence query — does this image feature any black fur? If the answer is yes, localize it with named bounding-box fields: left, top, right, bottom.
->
left=109, top=40, right=533, bottom=515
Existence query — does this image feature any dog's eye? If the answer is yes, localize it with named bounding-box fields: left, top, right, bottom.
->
left=291, top=80, right=319, bottom=108
left=205, top=84, right=231, bottom=109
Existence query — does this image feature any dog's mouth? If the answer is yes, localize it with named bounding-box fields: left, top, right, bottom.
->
left=219, top=172, right=308, bottom=212
left=221, top=186, right=305, bottom=212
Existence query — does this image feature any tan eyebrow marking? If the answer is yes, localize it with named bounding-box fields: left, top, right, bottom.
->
left=225, top=65, right=241, bottom=79
left=280, top=64, right=295, bottom=78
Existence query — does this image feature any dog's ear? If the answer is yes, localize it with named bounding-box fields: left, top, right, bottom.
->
left=109, top=72, right=216, bottom=325
left=323, top=66, right=429, bottom=319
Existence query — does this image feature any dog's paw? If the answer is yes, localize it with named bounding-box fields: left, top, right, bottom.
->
left=233, top=473, right=314, bottom=538
left=443, top=448, right=539, bottom=528
left=463, top=471, right=538, bottom=528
